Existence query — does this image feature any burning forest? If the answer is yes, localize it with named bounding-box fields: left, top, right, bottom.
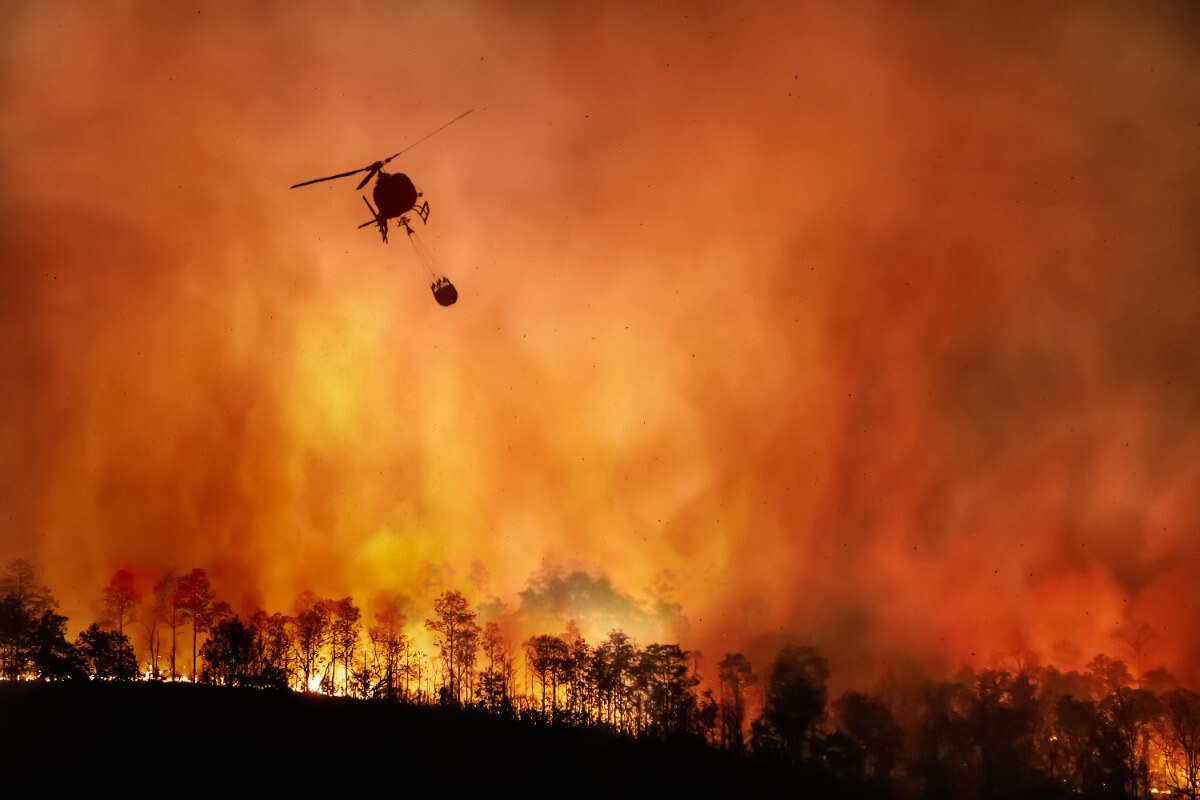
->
left=3, top=557, right=1200, bottom=798
left=2, top=0, right=1200, bottom=795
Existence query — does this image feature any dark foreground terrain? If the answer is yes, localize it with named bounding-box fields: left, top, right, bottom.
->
left=0, top=683, right=851, bottom=797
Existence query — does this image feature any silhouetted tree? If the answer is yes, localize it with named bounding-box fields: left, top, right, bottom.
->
left=138, top=601, right=160, bottom=680
left=1158, top=689, right=1200, bottom=798
left=1037, top=664, right=1096, bottom=704
left=210, top=600, right=234, bottom=627
left=153, top=569, right=183, bottom=680
left=249, top=609, right=293, bottom=689
left=76, top=622, right=138, bottom=680
left=560, top=622, right=592, bottom=724
left=293, top=591, right=331, bottom=691
left=328, top=597, right=361, bottom=694
left=755, top=645, right=829, bottom=760
left=698, top=688, right=720, bottom=746
left=30, top=608, right=84, bottom=680
left=100, top=569, right=140, bottom=639
left=1036, top=668, right=1164, bottom=799
left=0, top=559, right=58, bottom=681
left=0, top=559, right=54, bottom=618
left=908, top=678, right=981, bottom=800
left=367, top=602, right=407, bottom=701
left=478, top=621, right=514, bottom=714
left=425, top=590, right=480, bottom=705
left=639, top=643, right=701, bottom=741
left=834, top=690, right=900, bottom=783
left=524, top=633, right=567, bottom=720
left=347, top=647, right=376, bottom=699
left=594, top=629, right=637, bottom=732
left=174, top=568, right=215, bottom=681
left=409, top=648, right=429, bottom=703
left=201, top=615, right=259, bottom=686
left=0, top=595, right=33, bottom=681
left=718, top=652, right=756, bottom=752
left=1047, top=693, right=1112, bottom=796
left=454, top=618, right=481, bottom=704
left=972, top=669, right=1043, bottom=798
left=1103, top=685, right=1160, bottom=798
left=1088, top=653, right=1134, bottom=698
left=1035, top=666, right=1101, bottom=788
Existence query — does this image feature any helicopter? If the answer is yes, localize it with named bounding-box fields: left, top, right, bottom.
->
left=289, top=109, right=473, bottom=306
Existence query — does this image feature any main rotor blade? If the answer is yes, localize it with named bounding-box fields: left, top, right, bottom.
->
left=355, top=164, right=381, bottom=191
left=289, top=166, right=369, bottom=189
left=380, top=108, right=474, bottom=166
left=289, top=109, right=472, bottom=189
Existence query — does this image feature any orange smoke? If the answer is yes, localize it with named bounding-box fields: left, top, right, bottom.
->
left=2, top=1, right=1199, bottom=689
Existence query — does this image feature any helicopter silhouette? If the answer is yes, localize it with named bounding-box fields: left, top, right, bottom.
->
left=289, top=109, right=472, bottom=306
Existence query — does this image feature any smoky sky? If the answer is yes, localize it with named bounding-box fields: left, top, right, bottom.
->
left=2, top=1, right=1199, bottom=687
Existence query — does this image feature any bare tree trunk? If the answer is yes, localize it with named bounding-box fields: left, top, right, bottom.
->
left=191, top=614, right=198, bottom=680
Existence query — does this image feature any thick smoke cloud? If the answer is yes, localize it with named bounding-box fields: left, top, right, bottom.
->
left=2, top=1, right=1199, bottom=688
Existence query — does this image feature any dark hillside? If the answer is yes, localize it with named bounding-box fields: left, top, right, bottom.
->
left=0, top=683, right=849, bottom=797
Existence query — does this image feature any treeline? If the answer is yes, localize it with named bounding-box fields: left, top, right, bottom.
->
left=2, top=558, right=1199, bottom=799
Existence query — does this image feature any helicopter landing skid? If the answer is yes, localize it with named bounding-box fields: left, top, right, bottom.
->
left=357, top=200, right=430, bottom=244
left=358, top=196, right=391, bottom=242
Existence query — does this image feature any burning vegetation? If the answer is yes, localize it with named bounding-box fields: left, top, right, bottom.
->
left=2, top=557, right=1199, bottom=798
